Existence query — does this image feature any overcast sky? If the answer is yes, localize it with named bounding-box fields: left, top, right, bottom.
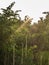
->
left=0, top=0, right=49, bottom=23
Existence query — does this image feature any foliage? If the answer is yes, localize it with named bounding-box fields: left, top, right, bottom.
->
left=0, top=2, right=49, bottom=65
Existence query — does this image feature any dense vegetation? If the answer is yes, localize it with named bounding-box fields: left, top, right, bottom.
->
left=0, top=2, right=49, bottom=65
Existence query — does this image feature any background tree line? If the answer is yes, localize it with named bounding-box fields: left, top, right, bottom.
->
left=0, top=2, right=49, bottom=65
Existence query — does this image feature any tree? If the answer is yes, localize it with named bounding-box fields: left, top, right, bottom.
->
left=0, top=2, right=22, bottom=65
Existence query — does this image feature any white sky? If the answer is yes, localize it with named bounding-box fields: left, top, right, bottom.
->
left=0, top=0, right=49, bottom=23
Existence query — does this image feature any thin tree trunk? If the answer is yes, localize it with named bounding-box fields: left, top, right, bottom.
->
left=25, top=35, right=27, bottom=57
left=7, top=51, right=9, bottom=65
left=13, top=44, right=15, bottom=65
left=4, top=52, right=7, bottom=65
left=21, top=43, right=23, bottom=65
left=40, top=55, right=43, bottom=65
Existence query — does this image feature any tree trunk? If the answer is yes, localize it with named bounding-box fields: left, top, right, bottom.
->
left=25, top=35, right=27, bottom=57
left=21, top=43, right=23, bottom=65
left=13, top=44, right=15, bottom=65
